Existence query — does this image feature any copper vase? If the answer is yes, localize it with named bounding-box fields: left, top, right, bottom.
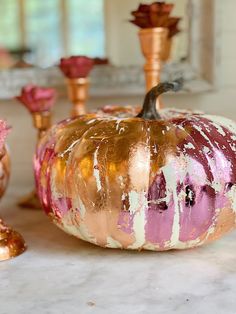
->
left=0, top=147, right=26, bottom=261
left=139, top=27, right=168, bottom=109
left=66, top=78, right=89, bottom=117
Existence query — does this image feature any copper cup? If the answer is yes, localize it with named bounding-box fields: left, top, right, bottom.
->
left=66, top=78, right=89, bottom=117
left=0, top=147, right=26, bottom=261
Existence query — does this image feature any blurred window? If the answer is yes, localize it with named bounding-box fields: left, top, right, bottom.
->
left=0, top=0, right=20, bottom=48
left=0, top=0, right=105, bottom=67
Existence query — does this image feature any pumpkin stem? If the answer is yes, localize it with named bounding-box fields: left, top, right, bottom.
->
left=137, top=79, right=183, bottom=120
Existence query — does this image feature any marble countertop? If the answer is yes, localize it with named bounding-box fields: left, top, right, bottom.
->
left=0, top=99, right=236, bottom=314
left=1, top=190, right=236, bottom=314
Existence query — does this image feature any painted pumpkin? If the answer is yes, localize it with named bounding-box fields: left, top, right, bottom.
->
left=0, top=121, right=26, bottom=261
left=34, top=81, right=236, bottom=251
left=0, top=146, right=10, bottom=199
left=0, top=120, right=10, bottom=198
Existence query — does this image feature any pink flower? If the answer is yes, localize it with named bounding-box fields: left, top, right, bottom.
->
left=16, top=85, right=56, bottom=113
left=0, top=120, right=10, bottom=151
left=59, top=56, right=94, bottom=79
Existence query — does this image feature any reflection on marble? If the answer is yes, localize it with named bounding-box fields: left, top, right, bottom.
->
left=0, top=92, right=236, bottom=314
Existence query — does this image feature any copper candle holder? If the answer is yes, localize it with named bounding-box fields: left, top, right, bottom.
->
left=16, top=85, right=55, bottom=209
left=32, top=111, right=52, bottom=141
left=138, top=27, right=168, bottom=110
left=139, top=27, right=168, bottom=89
left=0, top=218, right=26, bottom=261
left=0, top=147, right=26, bottom=261
left=130, top=2, right=182, bottom=109
left=59, top=56, right=94, bottom=118
left=66, top=78, right=89, bottom=117
left=18, top=111, right=52, bottom=209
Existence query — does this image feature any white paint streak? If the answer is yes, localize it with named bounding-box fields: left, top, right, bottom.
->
left=59, top=140, right=80, bottom=157
left=203, top=146, right=210, bottom=154
left=115, top=119, right=123, bottom=131
left=194, top=125, right=213, bottom=146
left=212, top=122, right=226, bottom=136
left=227, top=185, right=236, bottom=213
left=50, top=167, right=63, bottom=200
left=87, top=119, right=96, bottom=124
left=128, top=192, right=147, bottom=250
left=162, top=163, right=180, bottom=246
left=211, top=181, right=223, bottom=193
left=118, top=176, right=125, bottom=188
left=61, top=212, right=94, bottom=243
left=230, top=143, right=236, bottom=152
left=204, top=114, right=236, bottom=134
left=184, top=142, right=195, bottom=149
left=67, top=196, right=93, bottom=241
left=204, top=208, right=221, bottom=242
left=93, top=147, right=102, bottom=192
left=128, top=191, right=140, bottom=214
left=106, top=236, right=122, bottom=248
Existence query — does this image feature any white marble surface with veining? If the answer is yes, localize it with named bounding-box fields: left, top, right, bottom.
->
left=0, top=99, right=236, bottom=314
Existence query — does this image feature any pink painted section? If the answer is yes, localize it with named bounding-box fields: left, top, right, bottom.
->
left=117, top=210, right=135, bottom=234
left=145, top=173, right=175, bottom=247
left=145, top=116, right=236, bottom=246
left=51, top=197, right=72, bottom=218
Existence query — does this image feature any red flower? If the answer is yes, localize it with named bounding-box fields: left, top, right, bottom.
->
left=0, top=120, right=10, bottom=151
left=93, top=57, right=109, bottom=65
left=167, top=18, right=181, bottom=38
left=59, top=56, right=94, bottom=79
left=130, top=1, right=181, bottom=37
left=16, top=85, right=56, bottom=113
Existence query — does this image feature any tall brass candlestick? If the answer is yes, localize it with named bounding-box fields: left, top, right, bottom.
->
left=66, top=78, right=89, bottom=117
left=138, top=27, right=168, bottom=109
